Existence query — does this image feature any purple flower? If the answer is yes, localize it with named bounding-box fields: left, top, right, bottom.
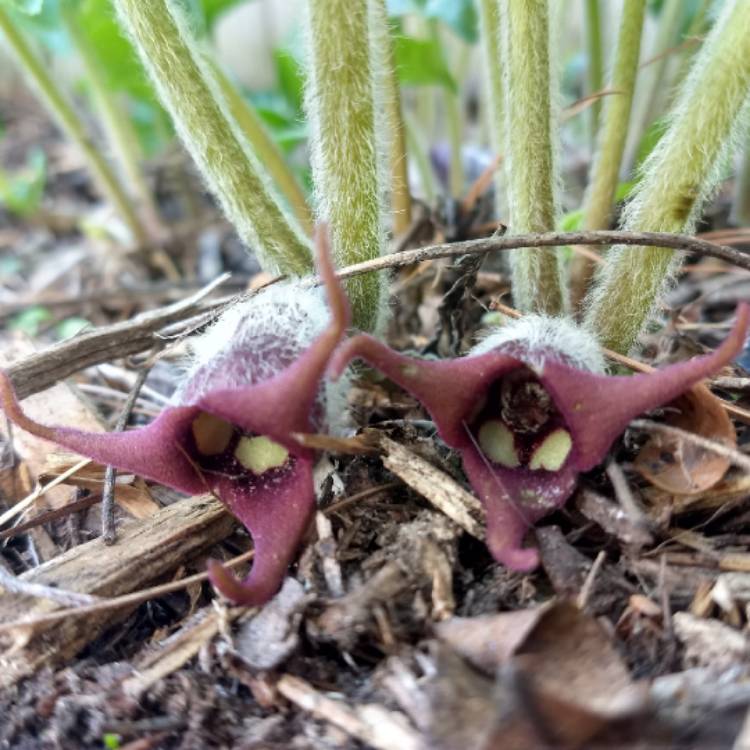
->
left=330, top=307, right=749, bottom=571
left=0, top=229, right=350, bottom=605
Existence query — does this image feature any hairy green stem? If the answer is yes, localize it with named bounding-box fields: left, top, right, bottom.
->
left=61, top=5, right=161, bottom=232
left=210, top=61, right=313, bottom=237
left=478, top=0, right=504, bottom=215
left=478, top=0, right=502, bottom=142
left=623, top=0, right=683, bottom=172
left=0, top=7, right=146, bottom=246
left=570, top=0, right=646, bottom=309
left=113, top=0, right=311, bottom=276
left=305, top=0, right=386, bottom=331
left=499, top=0, right=565, bottom=315
left=370, top=0, right=411, bottom=236
left=584, top=0, right=603, bottom=142
left=404, top=109, right=437, bottom=204
left=444, top=32, right=469, bottom=199
left=585, top=0, right=750, bottom=354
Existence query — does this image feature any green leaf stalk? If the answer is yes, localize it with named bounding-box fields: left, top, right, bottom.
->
left=113, top=0, right=312, bottom=276
left=305, top=0, right=387, bottom=332
left=209, top=61, right=313, bottom=237
left=60, top=3, right=162, bottom=234
left=0, top=6, right=147, bottom=246
left=499, top=0, right=565, bottom=315
left=622, top=0, right=683, bottom=173
left=583, top=0, right=603, bottom=143
left=478, top=0, right=503, bottom=174
left=370, top=0, right=412, bottom=236
left=585, top=0, right=750, bottom=354
left=570, top=0, right=646, bottom=309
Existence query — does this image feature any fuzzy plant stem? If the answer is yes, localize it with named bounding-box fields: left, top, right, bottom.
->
left=113, top=0, right=312, bottom=276
left=445, top=38, right=470, bottom=199
left=584, top=0, right=603, bottom=143
left=570, top=0, right=646, bottom=309
left=622, top=0, right=683, bottom=173
left=0, top=7, right=146, bottom=246
left=499, top=0, right=565, bottom=315
left=370, top=0, right=412, bottom=236
left=305, top=0, right=386, bottom=332
left=404, top=109, right=437, bottom=204
left=60, top=5, right=161, bottom=232
left=478, top=0, right=504, bottom=213
left=210, top=61, right=313, bottom=237
left=585, top=0, right=750, bottom=354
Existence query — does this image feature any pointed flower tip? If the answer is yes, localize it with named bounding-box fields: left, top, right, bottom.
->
left=333, top=307, right=750, bottom=573
left=207, top=559, right=270, bottom=607
left=315, top=224, right=351, bottom=337
left=0, top=228, right=351, bottom=608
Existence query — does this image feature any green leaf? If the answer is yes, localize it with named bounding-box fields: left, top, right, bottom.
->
left=387, top=0, right=478, bottom=42
left=56, top=317, right=90, bottom=339
left=615, top=180, right=636, bottom=202
left=76, top=0, right=157, bottom=103
left=2, top=0, right=44, bottom=15
left=634, top=117, right=668, bottom=169
left=387, top=0, right=425, bottom=12
left=274, top=48, right=304, bottom=116
left=393, top=35, right=456, bottom=90
left=559, top=209, right=583, bottom=232
left=424, top=0, right=477, bottom=43
left=9, top=306, right=52, bottom=336
left=201, top=0, right=245, bottom=29
left=0, top=149, right=47, bottom=217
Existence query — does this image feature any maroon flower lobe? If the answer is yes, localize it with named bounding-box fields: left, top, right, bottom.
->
left=0, top=228, right=350, bottom=606
left=330, top=306, right=749, bottom=571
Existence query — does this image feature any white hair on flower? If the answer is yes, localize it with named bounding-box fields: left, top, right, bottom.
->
left=471, top=314, right=606, bottom=374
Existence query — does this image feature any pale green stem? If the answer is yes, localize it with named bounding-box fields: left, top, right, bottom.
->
left=210, top=61, right=313, bottom=237
left=570, top=0, right=646, bottom=309
left=499, top=0, right=565, bottom=315
left=404, top=108, right=437, bottom=204
left=305, top=0, right=386, bottom=332
left=444, top=36, right=469, bottom=199
left=113, top=0, right=311, bottom=276
left=585, top=0, right=750, bottom=354
left=730, top=140, right=750, bottom=227
left=61, top=5, right=161, bottom=232
left=0, top=7, right=146, bottom=246
left=584, top=0, right=603, bottom=144
left=478, top=0, right=504, bottom=217
left=370, top=0, right=412, bottom=236
left=622, top=0, right=683, bottom=172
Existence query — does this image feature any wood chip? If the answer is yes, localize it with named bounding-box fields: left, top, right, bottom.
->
left=0, top=494, right=233, bottom=687
left=276, top=674, right=421, bottom=750
left=379, top=436, right=484, bottom=539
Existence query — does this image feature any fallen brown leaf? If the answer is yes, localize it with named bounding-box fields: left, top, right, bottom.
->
left=635, top=384, right=735, bottom=495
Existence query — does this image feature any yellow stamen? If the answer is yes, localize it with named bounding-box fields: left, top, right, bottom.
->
left=478, top=420, right=520, bottom=468
left=192, top=413, right=233, bottom=455
left=529, top=428, right=572, bottom=472
left=234, top=435, right=289, bottom=475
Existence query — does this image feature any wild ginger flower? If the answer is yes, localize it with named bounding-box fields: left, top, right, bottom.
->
left=0, top=230, right=349, bottom=606
left=330, top=306, right=749, bottom=571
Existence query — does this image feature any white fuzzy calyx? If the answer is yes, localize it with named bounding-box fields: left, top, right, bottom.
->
left=173, top=282, right=349, bottom=433
left=471, top=314, right=605, bottom=374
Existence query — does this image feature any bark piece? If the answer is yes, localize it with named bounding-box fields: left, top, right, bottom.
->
left=0, top=494, right=232, bottom=688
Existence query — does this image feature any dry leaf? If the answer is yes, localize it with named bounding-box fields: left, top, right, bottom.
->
left=635, top=384, right=735, bottom=495
left=436, top=601, right=647, bottom=747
